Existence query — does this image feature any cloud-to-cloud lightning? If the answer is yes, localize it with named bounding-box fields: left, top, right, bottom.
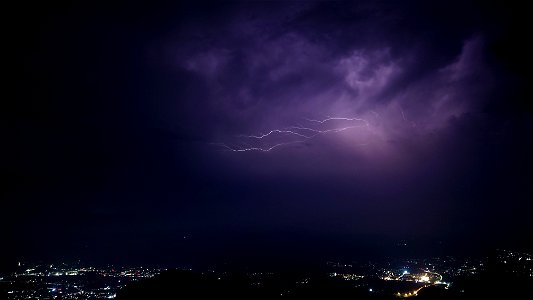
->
left=213, top=140, right=306, bottom=152
left=215, top=116, right=372, bottom=152
left=239, top=129, right=311, bottom=139
left=304, top=117, right=370, bottom=127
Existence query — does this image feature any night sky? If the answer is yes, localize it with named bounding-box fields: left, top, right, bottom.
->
left=4, top=1, right=532, bottom=270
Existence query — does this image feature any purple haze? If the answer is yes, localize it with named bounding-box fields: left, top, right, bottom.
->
left=4, top=1, right=532, bottom=268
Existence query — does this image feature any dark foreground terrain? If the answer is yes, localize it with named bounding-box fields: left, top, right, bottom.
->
left=118, top=257, right=532, bottom=300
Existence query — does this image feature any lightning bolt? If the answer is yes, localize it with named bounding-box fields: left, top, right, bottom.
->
left=288, top=125, right=368, bottom=135
left=213, top=141, right=306, bottom=152
left=400, top=107, right=417, bottom=127
left=214, top=116, right=372, bottom=152
left=239, top=129, right=311, bottom=139
left=304, top=116, right=370, bottom=127
left=400, top=108, right=407, bottom=121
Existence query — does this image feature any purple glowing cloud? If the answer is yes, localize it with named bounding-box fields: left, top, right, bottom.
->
left=150, top=1, right=504, bottom=184
left=180, top=34, right=490, bottom=158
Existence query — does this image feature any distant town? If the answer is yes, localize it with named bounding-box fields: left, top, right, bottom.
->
left=0, top=262, right=165, bottom=299
left=1, top=249, right=531, bottom=299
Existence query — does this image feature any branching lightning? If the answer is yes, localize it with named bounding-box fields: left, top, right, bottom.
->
left=239, top=129, right=311, bottom=139
left=288, top=125, right=367, bottom=135
left=304, top=116, right=370, bottom=128
left=214, top=140, right=306, bottom=152
left=400, top=107, right=417, bottom=127
left=214, top=116, right=372, bottom=152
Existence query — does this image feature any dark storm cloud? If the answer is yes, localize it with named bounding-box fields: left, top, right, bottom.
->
left=160, top=2, right=492, bottom=165
left=146, top=1, right=531, bottom=245
left=5, top=0, right=532, bottom=268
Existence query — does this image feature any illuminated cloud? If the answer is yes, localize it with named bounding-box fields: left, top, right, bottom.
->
left=178, top=31, right=490, bottom=159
